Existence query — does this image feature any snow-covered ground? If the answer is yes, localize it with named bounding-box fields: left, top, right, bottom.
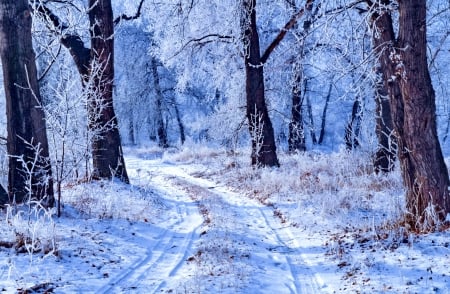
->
left=1, top=145, right=450, bottom=293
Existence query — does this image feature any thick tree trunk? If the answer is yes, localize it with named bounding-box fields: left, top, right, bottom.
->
left=0, top=0, right=54, bottom=205
left=396, top=1, right=450, bottom=229
left=369, top=6, right=397, bottom=173
left=242, top=0, right=279, bottom=167
left=370, top=0, right=450, bottom=229
left=88, top=0, right=129, bottom=182
left=35, top=1, right=129, bottom=183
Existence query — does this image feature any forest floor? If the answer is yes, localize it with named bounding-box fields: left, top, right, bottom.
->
left=1, top=145, right=450, bottom=293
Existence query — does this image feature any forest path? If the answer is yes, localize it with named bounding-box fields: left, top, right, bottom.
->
left=98, top=152, right=322, bottom=293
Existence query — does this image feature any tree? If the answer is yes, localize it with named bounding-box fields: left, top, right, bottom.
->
left=88, top=0, right=128, bottom=182
left=287, top=1, right=316, bottom=152
left=368, top=0, right=450, bottom=230
left=241, top=0, right=315, bottom=166
left=367, top=3, right=396, bottom=172
left=151, top=58, right=169, bottom=148
left=241, top=0, right=279, bottom=167
left=33, top=0, right=129, bottom=183
left=0, top=0, right=54, bottom=205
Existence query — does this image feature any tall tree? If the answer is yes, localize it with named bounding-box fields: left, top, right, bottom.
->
left=242, top=0, right=279, bottom=167
left=241, top=0, right=313, bottom=166
left=368, top=3, right=396, bottom=173
left=288, top=1, right=315, bottom=152
left=368, top=0, right=450, bottom=230
left=34, top=0, right=129, bottom=183
left=397, top=0, right=450, bottom=229
left=0, top=0, right=54, bottom=205
left=88, top=0, right=128, bottom=182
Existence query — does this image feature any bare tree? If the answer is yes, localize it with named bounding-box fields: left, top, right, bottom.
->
left=0, top=0, right=54, bottom=205
left=33, top=0, right=129, bottom=183
left=88, top=0, right=128, bottom=182
left=241, top=0, right=314, bottom=166
left=288, top=1, right=316, bottom=152
left=366, top=3, right=397, bottom=172
left=241, top=0, right=279, bottom=167
left=367, top=0, right=450, bottom=230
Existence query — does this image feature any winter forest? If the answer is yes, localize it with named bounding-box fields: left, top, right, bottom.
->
left=1, top=0, right=450, bottom=292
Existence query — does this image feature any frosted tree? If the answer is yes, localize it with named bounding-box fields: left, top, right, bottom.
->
left=366, top=0, right=450, bottom=231
left=32, top=0, right=129, bottom=183
left=0, top=0, right=54, bottom=206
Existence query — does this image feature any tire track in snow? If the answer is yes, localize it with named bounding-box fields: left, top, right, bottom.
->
left=96, top=159, right=203, bottom=293
left=154, top=164, right=323, bottom=293
left=257, top=204, right=323, bottom=293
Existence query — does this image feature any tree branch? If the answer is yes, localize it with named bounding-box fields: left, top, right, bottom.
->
left=113, top=0, right=146, bottom=25
left=260, top=0, right=314, bottom=64
left=171, top=34, right=234, bottom=58
left=31, top=2, right=91, bottom=76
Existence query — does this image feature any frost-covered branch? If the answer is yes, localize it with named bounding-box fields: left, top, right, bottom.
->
left=113, top=0, right=146, bottom=25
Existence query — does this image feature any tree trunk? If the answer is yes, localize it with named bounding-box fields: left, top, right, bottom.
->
left=0, top=0, right=54, bottom=205
left=318, top=83, right=332, bottom=145
left=151, top=58, right=169, bottom=148
left=369, top=6, right=397, bottom=173
left=344, top=99, right=362, bottom=150
left=370, top=0, right=450, bottom=229
left=35, top=1, right=129, bottom=183
left=288, top=66, right=306, bottom=152
left=287, top=2, right=314, bottom=153
left=171, top=96, right=186, bottom=145
left=242, top=0, right=279, bottom=167
left=396, top=0, right=450, bottom=229
left=88, top=0, right=129, bottom=182
left=373, top=67, right=396, bottom=172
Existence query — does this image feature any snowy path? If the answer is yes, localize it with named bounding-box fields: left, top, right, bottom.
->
left=95, top=160, right=204, bottom=293
left=108, top=154, right=323, bottom=293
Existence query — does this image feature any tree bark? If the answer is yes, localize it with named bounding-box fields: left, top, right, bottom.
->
left=242, top=0, right=279, bottom=167
left=88, top=0, right=129, bottom=182
left=369, top=3, right=397, bottom=173
left=0, top=0, right=54, bottom=205
left=396, top=0, right=450, bottom=229
left=369, top=0, right=450, bottom=229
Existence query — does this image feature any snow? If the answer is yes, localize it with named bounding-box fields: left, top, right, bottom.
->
left=1, top=145, right=450, bottom=293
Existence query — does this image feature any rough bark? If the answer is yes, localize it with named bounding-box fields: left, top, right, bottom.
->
left=396, top=0, right=450, bottom=228
left=370, top=0, right=450, bottom=229
left=0, top=0, right=54, bottom=205
left=88, top=0, right=129, bottom=182
left=369, top=4, right=397, bottom=173
left=242, top=0, right=279, bottom=167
